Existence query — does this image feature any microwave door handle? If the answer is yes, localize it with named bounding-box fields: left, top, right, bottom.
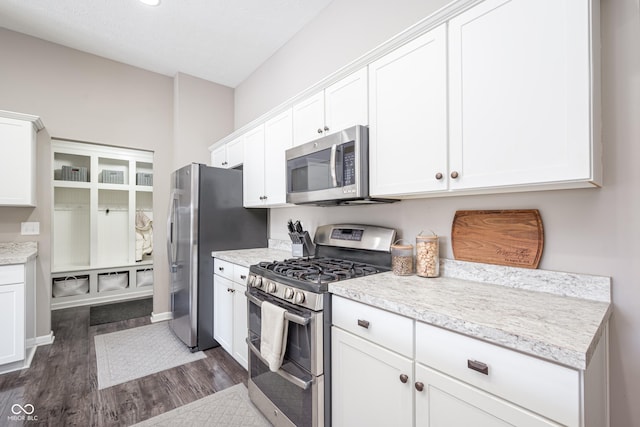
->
left=330, top=143, right=338, bottom=187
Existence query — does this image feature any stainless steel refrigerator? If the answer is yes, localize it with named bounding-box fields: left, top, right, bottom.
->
left=168, top=163, right=267, bottom=351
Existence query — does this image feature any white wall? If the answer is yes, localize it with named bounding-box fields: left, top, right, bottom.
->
left=234, top=0, right=640, bottom=426
left=173, top=72, right=234, bottom=169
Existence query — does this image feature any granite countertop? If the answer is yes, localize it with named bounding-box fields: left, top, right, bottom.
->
left=330, top=259, right=611, bottom=371
left=211, top=247, right=291, bottom=267
left=0, top=242, right=38, bottom=265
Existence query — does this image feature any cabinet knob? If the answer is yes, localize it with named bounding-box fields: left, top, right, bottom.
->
left=451, top=171, right=459, bottom=179
left=414, top=382, right=424, bottom=392
left=399, top=374, right=409, bottom=384
left=317, top=128, right=323, bottom=134
left=324, top=126, right=329, bottom=132
left=435, top=172, right=443, bottom=180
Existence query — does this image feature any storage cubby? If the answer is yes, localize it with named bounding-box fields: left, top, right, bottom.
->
left=51, top=139, right=154, bottom=309
left=136, top=161, right=153, bottom=187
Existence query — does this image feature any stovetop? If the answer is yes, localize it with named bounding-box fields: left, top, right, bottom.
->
left=252, top=257, right=387, bottom=293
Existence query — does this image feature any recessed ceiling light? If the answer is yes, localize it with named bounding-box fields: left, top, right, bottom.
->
left=139, top=0, right=161, bottom=6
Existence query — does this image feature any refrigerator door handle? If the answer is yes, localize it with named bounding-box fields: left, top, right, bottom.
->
left=167, top=191, right=178, bottom=273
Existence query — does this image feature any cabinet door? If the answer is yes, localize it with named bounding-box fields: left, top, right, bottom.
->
left=232, top=282, right=248, bottom=370
left=210, top=145, right=227, bottom=168
left=225, top=136, right=244, bottom=169
left=324, top=67, right=369, bottom=134
left=332, top=327, right=413, bottom=427
left=243, top=125, right=266, bottom=207
left=213, top=275, right=234, bottom=354
left=0, top=283, right=25, bottom=365
left=0, top=116, right=36, bottom=206
left=292, top=91, right=325, bottom=146
left=415, top=364, right=560, bottom=427
left=448, top=0, right=593, bottom=190
left=368, top=24, right=448, bottom=197
left=263, top=109, right=293, bottom=206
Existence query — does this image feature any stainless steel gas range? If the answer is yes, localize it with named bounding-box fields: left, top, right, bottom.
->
left=246, top=224, right=397, bottom=427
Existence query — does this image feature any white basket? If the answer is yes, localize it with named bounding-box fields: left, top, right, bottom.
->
left=98, top=271, right=129, bottom=292
left=52, top=276, right=89, bottom=297
left=136, top=268, right=153, bottom=287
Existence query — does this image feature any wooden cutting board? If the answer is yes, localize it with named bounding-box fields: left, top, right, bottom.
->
left=451, top=210, right=544, bottom=269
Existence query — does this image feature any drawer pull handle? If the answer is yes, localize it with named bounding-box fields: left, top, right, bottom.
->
left=357, top=319, right=370, bottom=329
left=218, top=267, right=224, bottom=271
left=467, top=359, right=489, bottom=375
left=399, top=374, right=408, bottom=383
left=414, top=382, right=424, bottom=392
left=240, top=275, right=247, bottom=280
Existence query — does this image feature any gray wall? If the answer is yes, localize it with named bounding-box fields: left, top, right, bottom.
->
left=0, top=29, right=233, bottom=337
left=234, top=0, right=640, bottom=426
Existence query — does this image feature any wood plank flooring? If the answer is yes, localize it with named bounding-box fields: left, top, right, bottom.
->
left=0, top=305, right=247, bottom=426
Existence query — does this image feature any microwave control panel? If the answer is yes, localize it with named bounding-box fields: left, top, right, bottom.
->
left=342, top=143, right=356, bottom=186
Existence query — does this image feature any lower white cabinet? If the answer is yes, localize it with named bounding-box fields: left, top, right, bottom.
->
left=332, top=327, right=413, bottom=427
left=331, top=295, right=609, bottom=427
left=213, top=258, right=249, bottom=369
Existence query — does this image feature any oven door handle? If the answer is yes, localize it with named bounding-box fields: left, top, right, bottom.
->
left=247, top=340, right=313, bottom=390
left=246, top=292, right=310, bottom=326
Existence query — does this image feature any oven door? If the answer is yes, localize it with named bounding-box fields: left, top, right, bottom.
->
left=286, top=125, right=367, bottom=204
left=247, top=290, right=325, bottom=427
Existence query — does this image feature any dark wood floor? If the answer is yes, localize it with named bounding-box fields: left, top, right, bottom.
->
left=0, top=305, right=247, bottom=426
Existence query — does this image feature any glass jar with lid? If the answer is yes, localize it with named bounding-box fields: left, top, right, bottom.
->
left=391, top=241, right=414, bottom=276
left=416, top=232, right=439, bottom=277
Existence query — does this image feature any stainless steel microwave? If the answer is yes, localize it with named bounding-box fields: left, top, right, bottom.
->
left=285, top=125, right=396, bottom=206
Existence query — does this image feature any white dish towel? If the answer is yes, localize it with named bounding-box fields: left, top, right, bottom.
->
left=260, top=301, right=290, bottom=372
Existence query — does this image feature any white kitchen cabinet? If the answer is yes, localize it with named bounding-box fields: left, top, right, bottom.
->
left=243, top=110, right=292, bottom=207
left=448, top=0, right=600, bottom=191
left=332, top=327, right=413, bottom=427
left=414, top=364, right=560, bottom=427
left=50, top=139, right=154, bottom=309
left=332, top=295, right=609, bottom=427
left=211, top=136, right=244, bottom=169
left=293, top=68, right=368, bottom=146
left=368, top=25, right=448, bottom=197
left=213, top=258, right=250, bottom=369
left=0, top=111, right=44, bottom=207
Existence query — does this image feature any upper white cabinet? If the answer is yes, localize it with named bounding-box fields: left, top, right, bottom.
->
left=243, top=109, right=293, bottom=207
left=0, top=111, right=44, bottom=207
left=293, top=68, right=368, bottom=146
left=448, top=0, right=600, bottom=191
left=368, top=25, right=448, bottom=197
left=211, top=136, right=244, bottom=169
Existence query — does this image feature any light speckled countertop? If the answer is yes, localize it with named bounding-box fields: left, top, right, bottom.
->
left=0, top=242, right=38, bottom=265
left=211, top=247, right=610, bottom=370
left=330, top=260, right=611, bottom=370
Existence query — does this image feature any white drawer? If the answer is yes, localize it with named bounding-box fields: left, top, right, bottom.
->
left=213, top=258, right=234, bottom=280
left=233, top=265, right=249, bottom=285
left=332, top=295, right=413, bottom=358
left=0, top=264, right=25, bottom=285
left=415, top=321, right=580, bottom=426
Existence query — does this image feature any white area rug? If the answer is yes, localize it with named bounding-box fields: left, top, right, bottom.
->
left=94, top=322, right=206, bottom=389
left=131, top=383, right=271, bottom=427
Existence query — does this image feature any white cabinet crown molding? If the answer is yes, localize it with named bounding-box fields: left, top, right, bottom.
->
left=208, top=0, right=486, bottom=151
left=0, top=110, right=44, bottom=131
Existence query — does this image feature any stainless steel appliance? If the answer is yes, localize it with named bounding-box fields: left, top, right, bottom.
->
left=246, top=224, right=397, bottom=427
left=285, top=125, right=397, bottom=206
left=167, top=163, right=267, bottom=351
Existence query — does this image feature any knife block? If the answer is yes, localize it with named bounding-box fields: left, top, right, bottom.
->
left=290, top=231, right=315, bottom=257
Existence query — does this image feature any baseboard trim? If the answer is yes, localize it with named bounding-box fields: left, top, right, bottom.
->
left=26, top=331, right=55, bottom=348
left=150, top=311, right=173, bottom=323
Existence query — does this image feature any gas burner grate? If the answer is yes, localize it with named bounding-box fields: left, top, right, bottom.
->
left=259, top=257, right=381, bottom=285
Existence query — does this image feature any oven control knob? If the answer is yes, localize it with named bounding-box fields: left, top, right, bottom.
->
left=267, top=281, right=277, bottom=293
left=294, top=291, right=305, bottom=304
left=284, top=288, right=294, bottom=299
left=254, top=276, right=262, bottom=288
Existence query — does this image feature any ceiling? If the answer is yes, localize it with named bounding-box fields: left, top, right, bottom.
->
left=0, top=0, right=333, bottom=88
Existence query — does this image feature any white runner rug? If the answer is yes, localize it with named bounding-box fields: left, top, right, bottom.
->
left=131, top=383, right=271, bottom=426
left=94, top=322, right=206, bottom=389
